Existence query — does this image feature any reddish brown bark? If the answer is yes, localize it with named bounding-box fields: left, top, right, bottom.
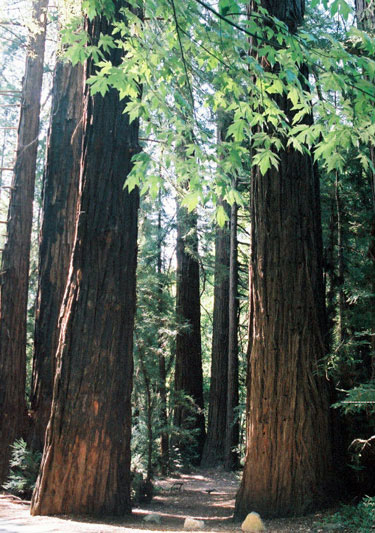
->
left=30, top=61, right=83, bottom=452
left=225, top=190, right=239, bottom=471
left=0, top=0, right=48, bottom=485
left=201, top=203, right=230, bottom=467
left=30, top=4, right=139, bottom=516
left=235, top=0, right=336, bottom=518
left=174, top=204, right=205, bottom=462
left=235, top=148, right=334, bottom=518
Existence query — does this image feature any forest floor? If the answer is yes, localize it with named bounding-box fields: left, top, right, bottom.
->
left=0, top=469, right=344, bottom=532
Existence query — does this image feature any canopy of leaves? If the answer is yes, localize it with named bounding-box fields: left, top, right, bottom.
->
left=59, top=0, right=375, bottom=222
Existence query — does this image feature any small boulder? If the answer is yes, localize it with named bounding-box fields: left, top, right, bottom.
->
left=143, top=513, right=162, bottom=524
left=184, top=517, right=205, bottom=530
left=241, top=512, right=266, bottom=532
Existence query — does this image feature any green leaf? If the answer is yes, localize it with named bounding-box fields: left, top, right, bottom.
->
left=266, top=79, right=284, bottom=95
left=87, top=76, right=109, bottom=97
left=287, top=136, right=304, bottom=154
left=285, top=69, right=297, bottom=83
left=226, top=188, right=244, bottom=206
left=226, top=119, right=247, bottom=142
left=216, top=205, right=229, bottom=227
left=218, top=0, right=239, bottom=16
left=124, top=101, right=141, bottom=124
left=181, top=191, right=200, bottom=213
left=288, top=87, right=299, bottom=107
left=82, top=0, right=97, bottom=20
left=125, top=172, right=140, bottom=193
left=98, top=33, right=116, bottom=52
left=330, top=0, right=352, bottom=20
left=253, top=149, right=280, bottom=176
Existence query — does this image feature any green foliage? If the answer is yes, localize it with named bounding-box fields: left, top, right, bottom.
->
left=56, top=0, right=375, bottom=222
left=311, top=0, right=353, bottom=21
left=333, top=383, right=375, bottom=415
left=319, top=496, right=375, bottom=532
left=2, top=439, right=42, bottom=499
left=168, top=390, right=203, bottom=469
left=132, top=196, right=177, bottom=475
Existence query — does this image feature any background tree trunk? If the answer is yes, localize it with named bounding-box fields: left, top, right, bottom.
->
left=201, top=200, right=230, bottom=467
left=324, top=192, right=337, bottom=348
left=335, top=172, right=346, bottom=343
left=235, top=0, right=336, bottom=518
left=355, top=0, right=375, bottom=28
left=0, top=0, right=48, bottom=485
left=30, top=61, right=83, bottom=452
left=30, top=4, right=139, bottom=516
left=225, top=190, right=239, bottom=471
left=174, top=203, right=205, bottom=463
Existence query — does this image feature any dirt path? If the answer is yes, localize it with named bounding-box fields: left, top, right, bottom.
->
left=0, top=469, right=336, bottom=532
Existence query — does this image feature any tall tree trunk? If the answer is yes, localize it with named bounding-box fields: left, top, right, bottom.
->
left=201, top=200, right=230, bottom=467
left=225, top=188, right=239, bottom=471
left=138, top=345, right=154, bottom=480
left=174, top=203, right=205, bottom=463
left=30, top=61, right=83, bottom=452
left=0, top=0, right=48, bottom=485
left=335, top=172, right=346, bottom=343
left=0, top=107, right=9, bottom=202
left=324, top=192, right=337, bottom=348
left=30, top=4, right=139, bottom=516
left=235, top=0, right=336, bottom=518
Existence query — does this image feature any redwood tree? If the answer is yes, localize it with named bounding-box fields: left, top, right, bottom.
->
left=235, top=0, right=336, bottom=518
left=202, top=112, right=240, bottom=469
left=225, top=188, right=239, bottom=471
left=30, top=2, right=139, bottom=516
left=30, top=61, right=83, bottom=452
left=174, top=203, right=205, bottom=463
left=0, top=0, right=48, bottom=485
left=201, top=205, right=230, bottom=467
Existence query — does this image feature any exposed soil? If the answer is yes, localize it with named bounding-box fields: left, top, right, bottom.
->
left=0, top=469, right=340, bottom=532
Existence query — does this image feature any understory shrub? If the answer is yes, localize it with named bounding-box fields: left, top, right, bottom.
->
left=321, top=496, right=375, bottom=532
left=2, top=438, right=41, bottom=499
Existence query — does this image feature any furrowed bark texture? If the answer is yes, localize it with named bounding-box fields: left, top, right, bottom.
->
left=201, top=203, right=230, bottom=467
left=235, top=0, right=335, bottom=518
left=235, top=148, right=334, bottom=518
left=0, top=0, right=48, bottom=484
left=355, top=0, right=375, bottom=28
left=30, top=5, right=139, bottom=516
left=30, top=61, right=83, bottom=452
left=262, top=0, right=304, bottom=31
left=174, top=206, right=205, bottom=462
left=225, top=194, right=239, bottom=471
